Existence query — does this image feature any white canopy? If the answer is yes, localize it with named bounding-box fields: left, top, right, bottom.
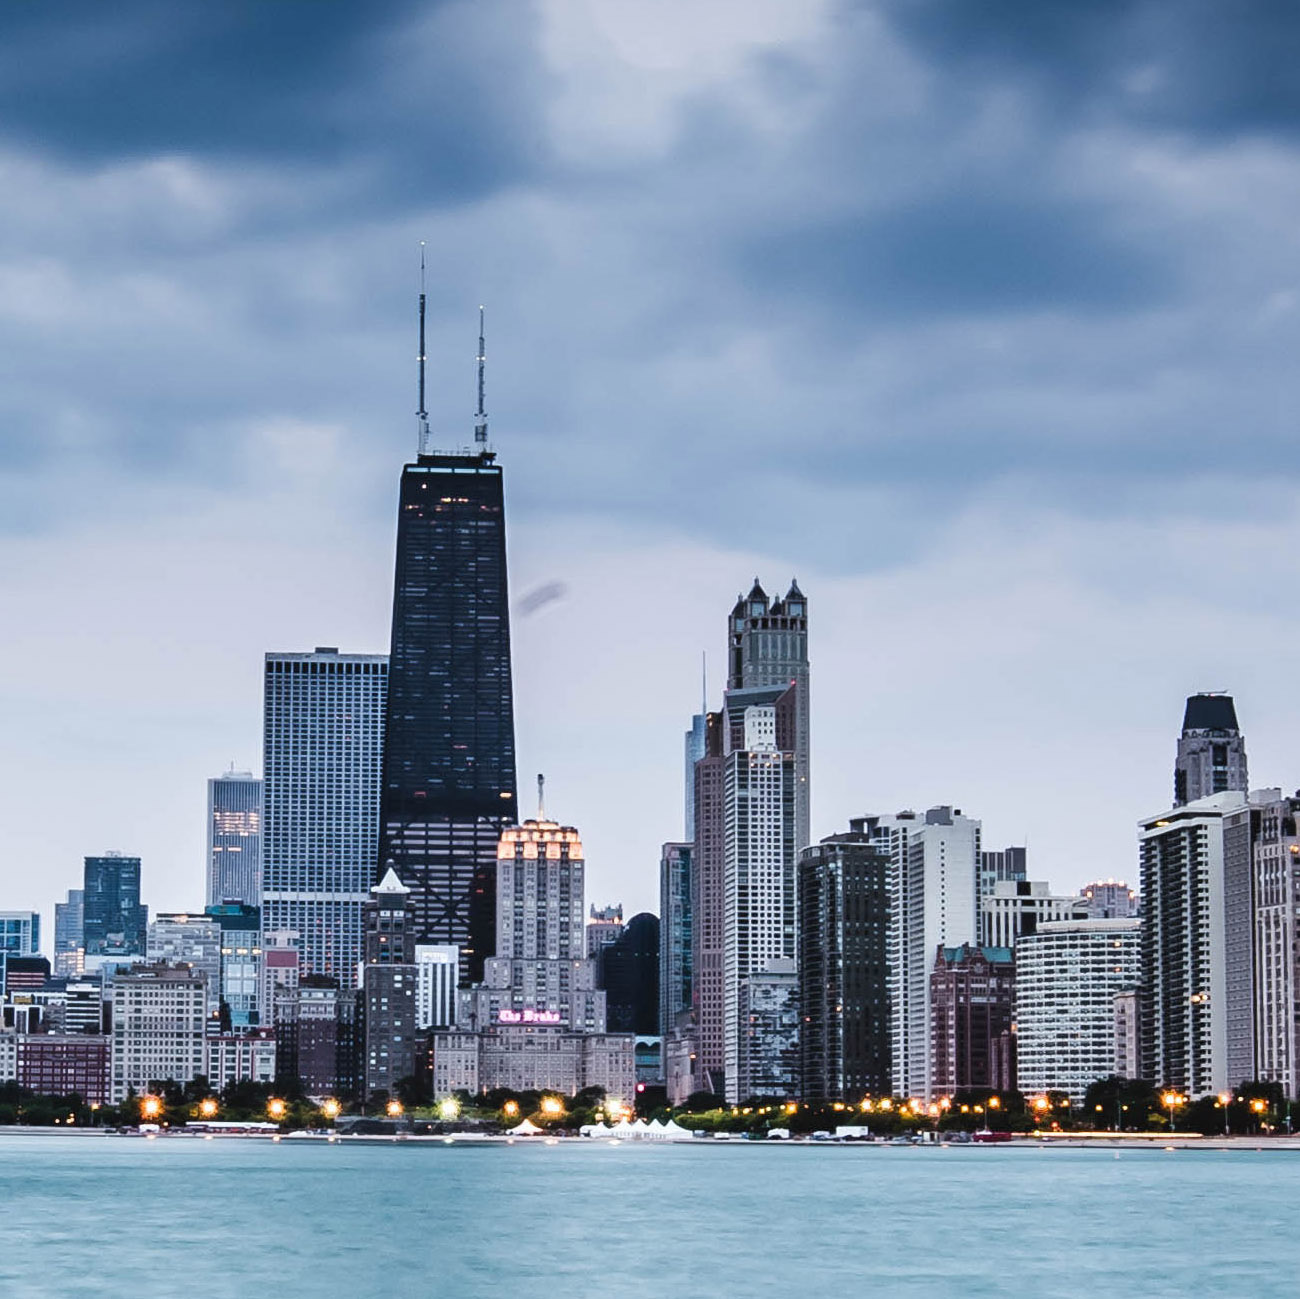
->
left=510, top=1118, right=545, bottom=1135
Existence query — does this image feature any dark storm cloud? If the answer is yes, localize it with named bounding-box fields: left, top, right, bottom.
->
left=742, top=191, right=1172, bottom=316
left=882, top=0, right=1300, bottom=137
left=0, top=0, right=546, bottom=201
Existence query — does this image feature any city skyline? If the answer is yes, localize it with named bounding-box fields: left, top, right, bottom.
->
left=4, top=2, right=1300, bottom=939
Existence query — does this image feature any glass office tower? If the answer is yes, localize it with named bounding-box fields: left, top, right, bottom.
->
left=378, top=447, right=517, bottom=981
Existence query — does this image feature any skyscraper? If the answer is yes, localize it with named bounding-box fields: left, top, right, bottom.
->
left=722, top=686, right=798, bottom=1104
left=1015, top=918, right=1141, bottom=1102
left=207, top=770, right=262, bottom=907
left=1253, top=793, right=1300, bottom=1097
left=1139, top=790, right=1256, bottom=1094
left=377, top=304, right=517, bottom=982
left=458, top=814, right=605, bottom=1032
left=690, top=711, right=726, bottom=1096
left=658, top=842, right=692, bottom=1037
left=53, top=889, right=84, bottom=978
left=361, top=867, right=418, bottom=1100
left=83, top=854, right=146, bottom=956
left=597, top=912, right=660, bottom=1036
left=797, top=822, right=892, bottom=1103
left=1174, top=693, right=1247, bottom=807
left=929, top=943, right=1014, bottom=1095
left=262, top=648, right=388, bottom=990
left=727, top=580, right=810, bottom=852
left=873, top=807, right=981, bottom=1100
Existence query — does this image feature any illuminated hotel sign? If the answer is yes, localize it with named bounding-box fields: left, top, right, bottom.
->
left=497, top=1008, right=562, bottom=1025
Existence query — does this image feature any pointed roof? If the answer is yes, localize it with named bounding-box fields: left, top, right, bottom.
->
left=373, top=866, right=409, bottom=895
left=747, top=578, right=768, bottom=602
left=786, top=578, right=804, bottom=600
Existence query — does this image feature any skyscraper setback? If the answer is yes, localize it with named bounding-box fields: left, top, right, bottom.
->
left=377, top=301, right=517, bottom=982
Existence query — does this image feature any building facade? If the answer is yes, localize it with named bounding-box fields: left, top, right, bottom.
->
left=0, top=912, right=40, bottom=957
left=109, top=964, right=206, bottom=1103
left=797, top=822, right=891, bottom=1103
left=146, top=914, right=222, bottom=1019
left=458, top=818, right=604, bottom=1032
left=205, top=904, right=263, bottom=1028
left=83, top=854, right=146, bottom=956
left=362, top=868, right=418, bottom=1100
left=722, top=692, right=797, bottom=1104
left=585, top=905, right=625, bottom=960
left=735, top=959, right=799, bottom=1101
left=207, top=770, right=262, bottom=907
left=981, top=880, right=1089, bottom=950
left=53, top=890, right=84, bottom=978
left=1015, top=918, right=1141, bottom=1102
left=727, top=579, right=809, bottom=853
left=1139, top=791, right=1256, bottom=1094
left=1080, top=881, right=1139, bottom=919
left=1253, top=793, right=1300, bottom=1097
left=597, top=912, right=659, bottom=1036
left=658, top=842, right=692, bottom=1039
left=1174, top=693, right=1247, bottom=808
left=414, top=945, right=459, bottom=1030
left=16, top=1034, right=109, bottom=1105
left=876, top=807, right=981, bottom=1099
left=262, top=648, right=387, bottom=990
left=205, top=1029, right=277, bottom=1091
left=377, top=437, right=517, bottom=984
left=929, top=944, right=1014, bottom=1095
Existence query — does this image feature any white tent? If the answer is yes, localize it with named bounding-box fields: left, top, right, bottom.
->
left=659, top=1119, right=693, bottom=1140
left=579, top=1123, right=614, bottom=1138
left=510, top=1118, right=545, bottom=1136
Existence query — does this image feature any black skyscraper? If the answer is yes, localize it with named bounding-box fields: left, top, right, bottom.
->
left=378, top=298, right=517, bottom=981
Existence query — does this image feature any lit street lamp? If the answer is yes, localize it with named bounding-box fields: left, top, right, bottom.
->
left=1217, top=1092, right=1231, bottom=1137
left=321, top=1099, right=341, bottom=1121
left=1162, top=1091, right=1185, bottom=1132
left=140, top=1095, right=162, bottom=1122
left=386, top=1099, right=405, bottom=1119
left=267, top=1098, right=288, bottom=1121
left=198, top=1098, right=219, bottom=1119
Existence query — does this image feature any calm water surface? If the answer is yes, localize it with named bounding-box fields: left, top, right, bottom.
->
left=0, top=1134, right=1295, bottom=1298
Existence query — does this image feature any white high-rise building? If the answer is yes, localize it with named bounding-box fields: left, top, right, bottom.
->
left=415, top=944, right=459, bottom=1030
left=207, top=771, right=262, bottom=907
left=261, top=648, right=387, bottom=991
left=1015, top=918, right=1142, bottom=1102
left=870, top=806, right=981, bottom=1100
left=1139, top=790, right=1263, bottom=1094
left=722, top=697, right=796, bottom=1103
left=109, top=964, right=207, bottom=1103
left=981, top=880, right=1088, bottom=949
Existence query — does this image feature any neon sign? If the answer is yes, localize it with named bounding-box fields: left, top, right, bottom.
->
left=497, top=1008, right=562, bottom=1025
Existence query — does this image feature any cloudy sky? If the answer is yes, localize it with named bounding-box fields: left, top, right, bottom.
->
left=3, top=1, right=1299, bottom=939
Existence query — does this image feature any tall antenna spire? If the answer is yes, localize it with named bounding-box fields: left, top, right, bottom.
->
left=702, top=650, right=708, bottom=714
left=417, top=243, right=430, bottom=456
left=537, top=772, right=545, bottom=820
left=474, top=305, right=488, bottom=446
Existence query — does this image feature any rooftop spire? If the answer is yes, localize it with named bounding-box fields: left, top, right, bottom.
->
left=474, top=305, right=488, bottom=446
left=537, top=771, right=545, bottom=820
left=417, top=243, right=431, bottom=456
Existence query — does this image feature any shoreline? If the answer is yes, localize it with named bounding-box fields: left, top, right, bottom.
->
left=3, top=1126, right=1299, bottom=1152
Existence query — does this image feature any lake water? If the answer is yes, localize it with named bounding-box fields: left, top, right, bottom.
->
left=0, top=1134, right=1295, bottom=1298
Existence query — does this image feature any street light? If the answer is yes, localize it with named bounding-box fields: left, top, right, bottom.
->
left=321, top=1099, right=341, bottom=1121
left=386, top=1099, right=404, bottom=1118
left=1217, top=1092, right=1231, bottom=1138
left=540, top=1096, right=564, bottom=1118
left=198, top=1098, right=219, bottom=1119
left=1161, top=1091, right=1185, bottom=1132
left=140, top=1095, right=162, bottom=1121
left=267, top=1098, right=288, bottom=1121
left=503, top=1100, right=519, bottom=1118
left=438, top=1097, right=460, bottom=1122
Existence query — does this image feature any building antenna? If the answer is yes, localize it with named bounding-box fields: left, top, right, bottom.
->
left=537, top=772, right=545, bottom=820
left=701, top=650, right=707, bottom=714
left=417, top=243, right=431, bottom=456
left=474, top=305, right=488, bottom=446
